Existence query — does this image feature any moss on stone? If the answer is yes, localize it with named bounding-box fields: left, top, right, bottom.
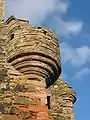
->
left=48, top=109, right=53, bottom=116
left=53, top=81, right=76, bottom=97
left=30, top=25, right=36, bottom=29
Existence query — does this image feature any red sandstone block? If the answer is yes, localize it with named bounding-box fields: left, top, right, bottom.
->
left=28, top=106, right=48, bottom=112
left=19, top=105, right=48, bottom=113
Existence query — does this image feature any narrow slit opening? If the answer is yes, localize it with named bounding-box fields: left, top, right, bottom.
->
left=47, top=96, right=50, bottom=109
left=43, top=30, right=47, bottom=35
left=10, top=34, right=14, bottom=40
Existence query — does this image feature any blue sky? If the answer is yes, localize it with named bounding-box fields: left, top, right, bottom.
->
left=5, top=0, right=90, bottom=120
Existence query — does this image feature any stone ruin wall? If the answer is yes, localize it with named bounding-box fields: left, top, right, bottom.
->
left=0, top=17, right=76, bottom=120
left=0, top=0, right=76, bottom=118
left=0, top=0, right=76, bottom=119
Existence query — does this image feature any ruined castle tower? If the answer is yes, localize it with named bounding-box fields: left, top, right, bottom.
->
left=0, top=0, right=4, bottom=21
left=0, top=0, right=76, bottom=120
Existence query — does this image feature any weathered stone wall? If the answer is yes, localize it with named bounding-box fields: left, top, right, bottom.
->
left=0, top=22, right=8, bottom=84
left=0, top=16, right=76, bottom=120
left=0, top=0, right=4, bottom=21
left=0, top=17, right=61, bottom=120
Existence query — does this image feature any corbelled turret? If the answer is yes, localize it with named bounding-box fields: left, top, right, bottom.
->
left=6, top=16, right=61, bottom=88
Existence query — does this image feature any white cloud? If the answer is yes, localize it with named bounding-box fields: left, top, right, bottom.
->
left=5, top=0, right=83, bottom=37
left=65, top=21, right=83, bottom=36
left=73, top=68, right=90, bottom=80
left=48, top=17, right=83, bottom=37
left=55, top=0, right=70, bottom=13
left=5, top=0, right=69, bottom=24
left=61, top=42, right=90, bottom=67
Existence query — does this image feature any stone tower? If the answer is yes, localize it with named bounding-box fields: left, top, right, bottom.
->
left=0, top=0, right=4, bottom=21
left=0, top=0, right=76, bottom=120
